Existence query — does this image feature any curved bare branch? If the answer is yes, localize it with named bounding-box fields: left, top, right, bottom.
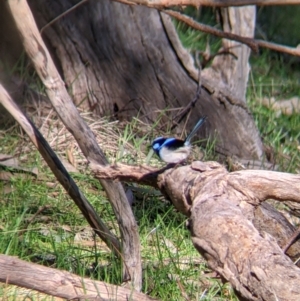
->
left=6, top=0, right=141, bottom=289
left=0, top=255, right=157, bottom=301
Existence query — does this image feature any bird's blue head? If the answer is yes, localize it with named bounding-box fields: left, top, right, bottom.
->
left=151, top=137, right=166, bottom=155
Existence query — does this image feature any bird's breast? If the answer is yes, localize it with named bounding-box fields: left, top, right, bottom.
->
left=159, top=145, right=191, bottom=163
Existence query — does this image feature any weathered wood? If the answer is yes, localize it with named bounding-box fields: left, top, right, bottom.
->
left=254, top=202, right=300, bottom=262
left=203, top=6, right=255, bottom=102
left=6, top=0, right=142, bottom=290
left=0, top=255, right=157, bottom=301
left=111, top=0, right=300, bottom=7
left=163, top=9, right=300, bottom=59
left=91, top=161, right=300, bottom=300
left=27, top=0, right=264, bottom=160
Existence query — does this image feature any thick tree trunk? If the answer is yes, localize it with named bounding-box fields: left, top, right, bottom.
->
left=27, top=0, right=263, bottom=160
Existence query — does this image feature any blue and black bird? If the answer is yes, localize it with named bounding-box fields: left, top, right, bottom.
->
left=152, top=116, right=207, bottom=163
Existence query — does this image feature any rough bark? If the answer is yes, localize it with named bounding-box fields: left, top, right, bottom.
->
left=253, top=202, right=300, bottom=263
left=111, top=0, right=300, bottom=7
left=91, top=161, right=300, bottom=301
left=6, top=0, right=142, bottom=290
left=0, top=255, right=157, bottom=301
left=27, top=0, right=263, bottom=160
left=203, top=6, right=255, bottom=102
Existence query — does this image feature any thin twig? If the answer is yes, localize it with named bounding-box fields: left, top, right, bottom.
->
left=164, top=9, right=259, bottom=53
left=40, top=0, right=88, bottom=34
left=171, top=52, right=202, bottom=130
left=256, top=39, right=300, bottom=57
left=113, top=0, right=300, bottom=8
left=165, top=9, right=300, bottom=57
left=200, top=45, right=239, bottom=68
left=283, top=226, right=300, bottom=253
left=18, top=205, right=51, bottom=236
left=112, top=0, right=300, bottom=57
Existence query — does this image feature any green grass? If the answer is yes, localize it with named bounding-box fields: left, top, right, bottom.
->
left=248, top=50, right=300, bottom=173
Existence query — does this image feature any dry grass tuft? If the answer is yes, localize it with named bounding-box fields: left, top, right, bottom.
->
left=1, top=98, right=154, bottom=170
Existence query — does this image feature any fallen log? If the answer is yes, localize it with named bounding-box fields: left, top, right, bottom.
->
left=91, top=161, right=300, bottom=300
left=0, top=255, right=157, bottom=301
